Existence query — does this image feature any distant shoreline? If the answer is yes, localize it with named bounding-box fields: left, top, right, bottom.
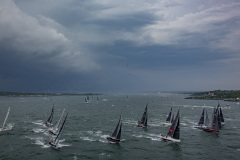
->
left=185, top=90, right=240, bottom=102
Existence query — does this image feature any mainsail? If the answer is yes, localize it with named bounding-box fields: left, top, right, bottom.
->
left=204, top=107, right=220, bottom=133
left=198, top=108, right=205, bottom=125
left=172, top=115, right=180, bottom=140
left=205, top=110, right=209, bottom=127
left=47, top=104, right=54, bottom=125
left=166, top=107, right=172, bottom=122
left=139, top=103, right=148, bottom=127
left=112, top=111, right=122, bottom=137
left=171, top=114, right=174, bottom=123
left=219, top=107, right=224, bottom=123
left=116, top=123, right=122, bottom=140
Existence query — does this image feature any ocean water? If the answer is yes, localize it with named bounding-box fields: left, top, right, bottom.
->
left=0, top=93, right=239, bottom=160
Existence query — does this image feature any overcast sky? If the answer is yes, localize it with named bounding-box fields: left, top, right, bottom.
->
left=0, top=0, right=240, bottom=93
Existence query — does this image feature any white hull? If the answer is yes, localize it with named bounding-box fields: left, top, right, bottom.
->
left=160, top=135, right=180, bottom=142
left=194, top=125, right=207, bottom=129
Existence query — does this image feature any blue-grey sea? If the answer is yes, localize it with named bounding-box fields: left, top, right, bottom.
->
left=0, top=93, right=239, bottom=160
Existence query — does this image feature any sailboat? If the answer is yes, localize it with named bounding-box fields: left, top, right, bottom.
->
left=203, top=108, right=220, bottom=133
left=160, top=109, right=180, bottom=142
left=49, top=113, right=68, bottom=148
left=0, top=107, right=10, bottom=131
left=106, top=112, right=122, bottom=143
left=137, top=103, right=148, bottom=128
left=194, top=108, right=208, bottom=129
left=85, top=95, right=90, bottom=104
left=49, top=109, right=65, bottom=135
left=45, top=104, right=54, bottom=127
left=163, top=107, right=173, bottom=126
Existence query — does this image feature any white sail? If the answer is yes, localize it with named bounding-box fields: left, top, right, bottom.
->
left=0, top=107, right=10, bottom=131
left=52, top=109, right=65, bottom=133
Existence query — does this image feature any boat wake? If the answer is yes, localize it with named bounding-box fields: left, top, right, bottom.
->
left=4, top=123, right=15, bottom=131
left=25, top=136, right=50, bottom=148
left=123, top=119, right=137, bottom=125
left=79, top=130, right=108, bottom=143
left=32, top=120, right=46, bottom=127
left=132, top=133, right=162, bottom=141
left=32, top=128, right=45, bottom=133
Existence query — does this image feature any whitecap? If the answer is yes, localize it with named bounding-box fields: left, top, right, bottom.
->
left=33, top=128, right=45, bottom=133
left=4, top=123, right=15, bottom=131
left=80, top=136, right=95, bottom=142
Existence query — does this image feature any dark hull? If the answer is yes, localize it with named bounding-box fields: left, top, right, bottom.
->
left=137, top=122, right=146, bottom=128
left=160, top=135, right=180, bottom=142
left=49, top=141, right=57, bottom=148
left=106, top=136, right=120, bottom=143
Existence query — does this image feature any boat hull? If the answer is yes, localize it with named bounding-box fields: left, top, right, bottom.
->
left=106, top=136, right=120, bottom=143
left=137, top=123, right=146, bottom=128
left=160, top=135, right=180, bottom=142
left=49, top=141, right=58, bottom=148
left=194, top=125, right=207, bottom=129
left=203, top=128, right=219, bottom=133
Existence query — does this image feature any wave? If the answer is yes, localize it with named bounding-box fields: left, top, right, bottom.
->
left=79, top=130, right=108, bottom=143
left=98, top=152, right=111, bottom=157
left=32, top=128, right=45, bottom=133
left=132, top=133, right=162, bottom=141
left=3, top=123, right=15, bottom=131
left=32, top=120, right=46, bottom=127
left=25, top=136, right=50, bottom=148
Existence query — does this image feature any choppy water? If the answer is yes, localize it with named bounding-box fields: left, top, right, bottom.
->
left=0, top=93, right=240, bottom=160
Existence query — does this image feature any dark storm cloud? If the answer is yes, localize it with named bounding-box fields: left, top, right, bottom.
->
left=1, top=0, right=240, bottom=92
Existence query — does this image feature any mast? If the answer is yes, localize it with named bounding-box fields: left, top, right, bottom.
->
left=198, top=108, right=205, bottom=125
left=1, top=107, right=10, bottom=129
